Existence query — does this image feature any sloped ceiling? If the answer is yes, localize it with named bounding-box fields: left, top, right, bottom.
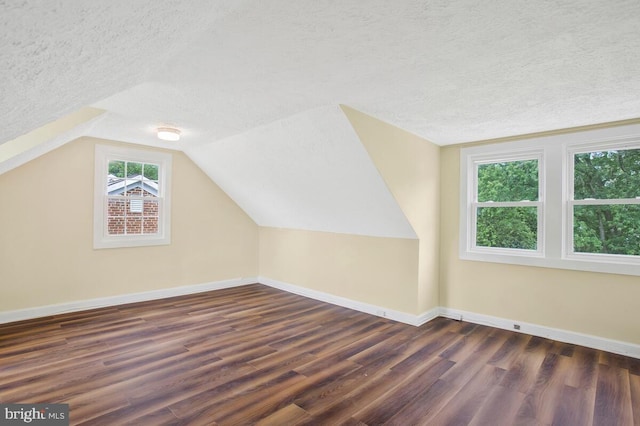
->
left=2, top=1, right=640, bottom=237
left=186, top=105, right=416, bottom=238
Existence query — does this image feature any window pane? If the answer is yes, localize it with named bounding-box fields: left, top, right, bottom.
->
left=476, top=207, right=537, bottom=250
left=107, top=217, right=125, bottom=235
left=125, top=178, right=143, bottom=197
left=143, top=199, right=159, bottom=216
left=142, top=181, right=158, bottom=197
left=126, top=217, right=142, bottom=234
left=142, top=164, right=160, bottom=197
left=126, top=162, right=143, bottom=178
left=143, top=163, right=159, bottom=180
left=477, top=159, right=538, bottom=202
left=143, top=217, right=159, bottom=234
left=574, top=204, right=640, bottom=255
left=107, top=198, right=125, bottom=235
left=574, top=148, right=640, bottom=200
left=107, top=161, right=125, bottom=193
left=107, top=179, right=123, bottom=196
left=108, top=160, right=125, bottom=178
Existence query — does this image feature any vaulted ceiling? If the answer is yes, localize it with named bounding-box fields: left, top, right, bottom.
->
left=2, top=0, right=640, bottom=237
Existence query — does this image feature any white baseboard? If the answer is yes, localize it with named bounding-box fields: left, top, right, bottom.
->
left=258, top=277, right=639, bottom=359
left=439, top=307, right=640, bottom=360
left=1, top=275, right=637, bottom=359
left=0, top=277, right=257, bottom=325
left=258, top=276, right=436, bottom=326
left=415, top=307, right=441, bottom=326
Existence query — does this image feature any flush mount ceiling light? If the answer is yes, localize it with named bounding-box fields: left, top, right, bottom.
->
left=157, top=127, right=181, bottom=141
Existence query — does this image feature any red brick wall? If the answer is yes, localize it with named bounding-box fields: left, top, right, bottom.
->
left=107, top=187, right=159, bottom=235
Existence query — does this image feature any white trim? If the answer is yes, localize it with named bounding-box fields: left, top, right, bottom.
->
left=258, top=276, right=433, bottom=326
left=93, top=145, right=172, bottom=249
left=254, top=278, right=640, bottom=359
left=463, top=150, right=545, bottom=258
left=1, top=276, right=637, bottom=359
left=0, top=277, right=257, bottom=325
left=460, top=123, right=640, bottom=276
left=565, top=142, right=640, bottom=265
left=569, top=198, right=640, bottom=206
left=415, top=307, right=442, bottom=326
left=439, top=307, right=640, bottom=359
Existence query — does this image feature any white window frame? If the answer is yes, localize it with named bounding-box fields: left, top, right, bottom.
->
left=468, top=152, right=544, bottom=257
left=94, top=145, right=172, bottom=249
left=565, top=140, right=640, bottom=265
left=460, top=123, right=640, bottom=276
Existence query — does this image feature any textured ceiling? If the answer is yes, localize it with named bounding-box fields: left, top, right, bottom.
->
left=2, top=1, right=640, bottom=237
left=3, top=1, right=640, bottom=147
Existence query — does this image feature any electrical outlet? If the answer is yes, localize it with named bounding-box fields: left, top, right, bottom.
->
left=513, top=324, right=521, bottom=330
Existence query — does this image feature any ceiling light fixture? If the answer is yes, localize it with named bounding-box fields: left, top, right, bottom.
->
left=157, top=127, right=181, bottom=141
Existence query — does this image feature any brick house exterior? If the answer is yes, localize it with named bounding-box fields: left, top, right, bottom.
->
left=106, top=175, right=159, bottom=235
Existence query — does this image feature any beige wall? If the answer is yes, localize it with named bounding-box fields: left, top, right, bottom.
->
left=258, top=108, right=440, bottom=317
left=259, top=227, right=419, bottom=314
left=440, top=145, right=640, bottom=345
left=342, top=106, right=440, bottom=312
left=4, top=111, right=637, bottom=348
left=0, top=137, right=259, bottom=311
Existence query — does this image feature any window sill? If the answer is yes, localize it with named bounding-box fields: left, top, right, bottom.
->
left=93, top=234, right=171, bottom=250
left=460, top=250, right=640, bottom=277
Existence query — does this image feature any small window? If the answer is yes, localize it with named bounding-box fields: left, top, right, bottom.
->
left=569, top=146, right=640, bottom=258
left=94, top=145, right=172, bottom=249
left=470, top=154, right=543, bottom=255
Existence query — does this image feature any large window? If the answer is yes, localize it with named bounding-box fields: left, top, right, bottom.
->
left=94, top=145, right=172, bottom=249
left=460, top=124, right=640, bottom=276
left=569, top=145, right=640, bottom=259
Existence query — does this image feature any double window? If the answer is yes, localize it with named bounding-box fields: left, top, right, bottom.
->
left=460, top=125, right=640, bottom=276
left=94, top=145, right=172, bottom=249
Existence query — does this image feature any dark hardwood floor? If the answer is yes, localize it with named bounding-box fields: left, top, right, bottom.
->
left=0, top=284, right=638, bottom=425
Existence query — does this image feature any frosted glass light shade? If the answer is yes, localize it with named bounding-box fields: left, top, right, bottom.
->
left=157, top=127, right=181, bottom=141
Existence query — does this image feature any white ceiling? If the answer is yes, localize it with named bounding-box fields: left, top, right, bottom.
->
left=186, top=105, right=416, bottom=238
left=3, top=1, right=640, bottom=147
left=2, top=1, right=640, bottom=237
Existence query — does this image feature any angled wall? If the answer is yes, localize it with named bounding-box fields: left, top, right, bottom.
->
left=342, top=106, right=441, bottom=313
left=0, top=137, right=259, bottom=312
left=258, top=107, right=440, bottom=316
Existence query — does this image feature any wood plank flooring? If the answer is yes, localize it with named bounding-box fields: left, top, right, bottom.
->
left=1, top=284, right=638, bottom=425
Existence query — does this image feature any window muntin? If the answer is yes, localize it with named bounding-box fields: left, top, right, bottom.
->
left=94, top=145, right=171, bottom=249
left=106, top=160, right=160, bottom=236
left=569, top=146, right=640, bottom=258
left=471, top=155, right=543, bottom=253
